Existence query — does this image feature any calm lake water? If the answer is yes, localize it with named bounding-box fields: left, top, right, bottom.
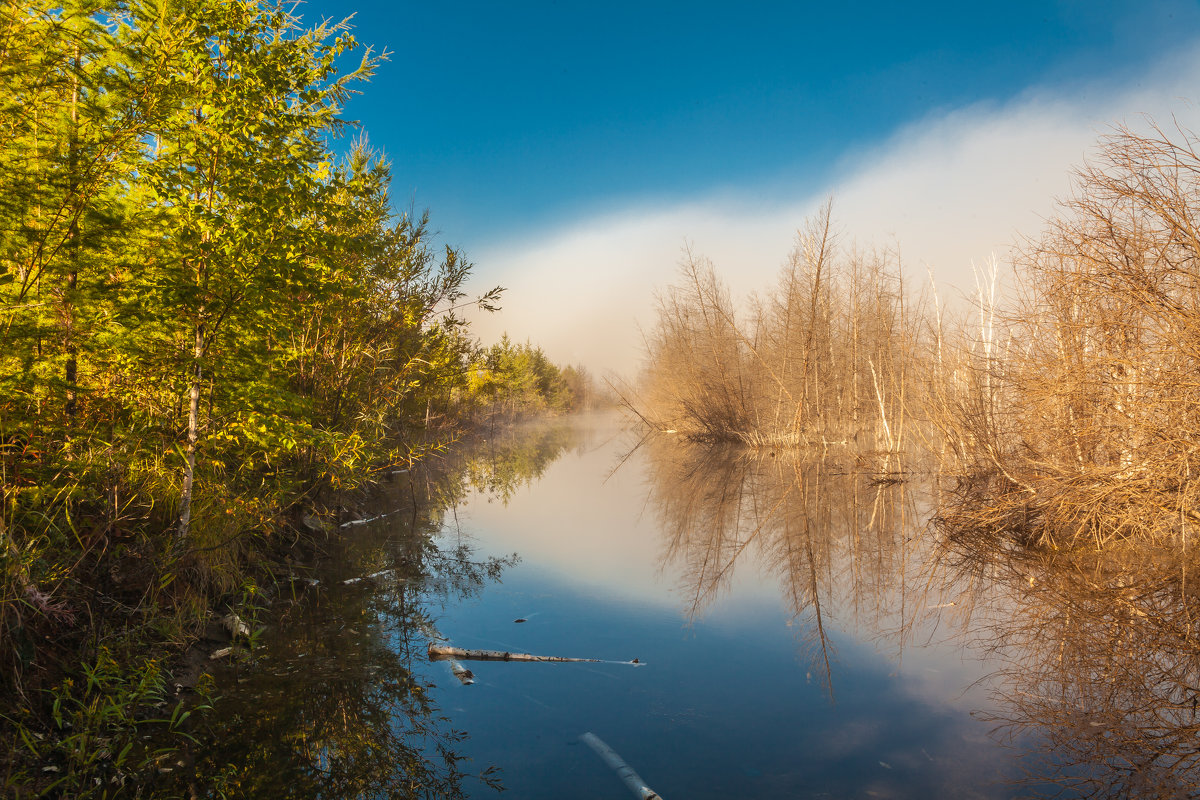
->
left=174, top=412, right=1195, bottom=798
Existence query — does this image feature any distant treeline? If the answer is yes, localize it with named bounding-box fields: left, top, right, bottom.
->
left=468, top=335, right=598, bottom=419
left=628, top=122, right=1200, bottom=556
left=0, top=0, right=590, bottom=773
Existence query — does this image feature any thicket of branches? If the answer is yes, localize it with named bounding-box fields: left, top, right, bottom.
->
left=635, top=202, right=924, bottom=457
left=632, top=121, right=1200, bottom=556
left=933, top=121, right=1200, bottom=551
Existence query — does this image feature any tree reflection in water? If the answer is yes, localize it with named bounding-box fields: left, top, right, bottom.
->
left=644, top=432, right=1200, bottom=796
left=642, top=435, right=931, bottom=698
left=147, top=422, right=590, bottom=799
left=940, top=539, right=1200, bottom=798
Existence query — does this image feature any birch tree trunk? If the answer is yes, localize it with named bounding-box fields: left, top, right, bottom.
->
left=175, top=320, right=204, bottom=549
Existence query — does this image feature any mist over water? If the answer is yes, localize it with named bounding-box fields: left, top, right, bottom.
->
left=467, top=44, right=1200, bottom=378
left=163, top=412, right=1200, bottom=797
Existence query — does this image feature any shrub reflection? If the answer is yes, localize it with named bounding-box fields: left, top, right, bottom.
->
left=942, top=539, right=1200, bottom=798
left=642, top=435, right=925, bottom=696
left=645, top=432, right=1200, bottom=795
left=142, top=423, right=595, bottom=798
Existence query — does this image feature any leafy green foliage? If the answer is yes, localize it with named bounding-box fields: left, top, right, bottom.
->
left=465, top=334, right=586, bottom=418
left=0, top=1, right=523, bottom=793
left=8, top=647, right=212, bottom=798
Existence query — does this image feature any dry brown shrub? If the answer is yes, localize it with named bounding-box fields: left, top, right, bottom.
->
left=937, top=121, right=1200, bottom=551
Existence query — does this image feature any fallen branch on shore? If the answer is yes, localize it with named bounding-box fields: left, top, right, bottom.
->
left=427, top=643, right=641, bottom=665
left=581, top=732, right=664, bottom=799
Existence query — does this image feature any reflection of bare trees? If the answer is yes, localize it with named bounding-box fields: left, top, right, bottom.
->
left=648, top=430, right=1200, bottom=795
left=939, top=539, right=1200, bottom=798
left=643, top=435, right=928, bottom=694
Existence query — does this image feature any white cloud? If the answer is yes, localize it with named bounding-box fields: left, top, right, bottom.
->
left=465, top=43, right=1200, bottom=377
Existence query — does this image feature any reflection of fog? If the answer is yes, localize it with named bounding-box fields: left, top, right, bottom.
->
left=643, top=435, right=938, bottom=695
left=645, top=430, right=1200, bottom=794
left=940, top=542, right=1200, bottom=798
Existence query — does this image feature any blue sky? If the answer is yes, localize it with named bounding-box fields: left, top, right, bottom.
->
left=305, top=0, right=1200, bottom=373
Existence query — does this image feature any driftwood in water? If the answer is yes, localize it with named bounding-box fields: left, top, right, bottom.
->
left=448, top=660, right=475, bottom=685
left=416, top=621, right=475, bottom=684
left=342, top=569, right=398, bottom=585
left=427, top=643, right=640, bottom=665
left=339, top=509, right=403, bottom=529
left=581, top=732, right=663, bottom=799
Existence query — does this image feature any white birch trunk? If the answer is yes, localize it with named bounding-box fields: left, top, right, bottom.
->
left=581, top=732, right=663, bottom=800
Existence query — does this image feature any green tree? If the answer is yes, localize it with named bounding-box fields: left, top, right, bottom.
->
left=124, top=0, right=379, bottom=548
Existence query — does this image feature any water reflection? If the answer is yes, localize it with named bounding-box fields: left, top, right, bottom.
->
left=155, top=416, right=1200, bottom=798
left=148, top=424, right=585, bottom=798
left=643, top=431, right=1200, bottom=796
left=643, top=435, right=930, bottom=696
left=460, top=421, right=585, bottom=504
left=941, top=542, right=1200, bottom=798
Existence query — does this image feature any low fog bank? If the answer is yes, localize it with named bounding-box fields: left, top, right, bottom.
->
left=465, top=42, right=1200, bottom=378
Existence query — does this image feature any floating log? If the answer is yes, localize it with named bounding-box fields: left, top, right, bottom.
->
left=427, top=643, right=640, bottom=665
left=415, top=622, right=475, bottom=684
left=581, top=732, right=663, bottom=800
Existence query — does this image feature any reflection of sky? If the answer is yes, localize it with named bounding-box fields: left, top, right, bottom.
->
left=454, top=426, right=742, bottom=610
left=424, top=566, right=1025, bottom=800
left=427, top=418, right=1058, bottom=798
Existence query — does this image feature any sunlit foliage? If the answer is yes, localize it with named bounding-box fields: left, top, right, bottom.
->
left=934, top=121, right=1200, bottom=552
left=463, top=334, right=590, bottom=419
left=0, top=0, right=513, bottom=791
